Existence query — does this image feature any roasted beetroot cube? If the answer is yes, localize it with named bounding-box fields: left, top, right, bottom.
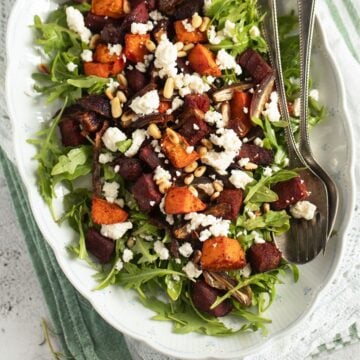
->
left=217, top=189, right=243, bottom=220
left=125, top=68, right=147, bottom=93
left=131, top=173, right=162, bottom=212
left=271, top=176, right=309, bottom=210
left=59, top=117, right=87, bottom=147
left=85, top=12, right=118, bottom=32
left=100, top=23, right=123, bottom=44
left=130, top=0, right=156, bottom=10
left=113, top=157, right=143, bottom=181
left=184, top=94, right=210, bottom=113
left=238, top=49, right=273, bottom=83
left=77, top=110, right=102, bottom=135
left=191, top=279, right=233, bottom=317
left=138, top=143, right=162, bottom=169
left=86, top=228, right=115, bottom=264
left=237, top=143, right=274, bottom=166
left=247, top=242, right=282, bottom=273
left=78, top=95, right=111, bottom=118
left=178, top=116, right=209, bottom=145
left=121, top=2, right=149, bottom=32
left=173, top=0, right=203, bottom=20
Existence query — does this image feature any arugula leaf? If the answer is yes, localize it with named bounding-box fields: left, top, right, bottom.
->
left=116, top=139, right=132, bottom=153
left=132, top=238, right=158, bottom=264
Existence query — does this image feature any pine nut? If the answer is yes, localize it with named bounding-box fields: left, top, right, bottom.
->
left=194, top=165, right=206, bottom=177
left=166, top=128, right=180, bottom=144
left=213, top=180, right=224, bottom=192
left=175, top=42, right=184, bottom=51
left=211, top=191, right=220, bottom=201
left=184, top=161, right=198, bottom=173
left=111, top=97, right=122, bottom=119
left=89, top=34, right=100, bottom=50
left=221, top=102, right=230, bottom=126
left=199, top=17, right=211, bottom=32
left=116, top=73, right=128, bottom=88
left=244, top=162, right=258, bottom=170
left=197, top=146, right=208, bottom=157
left=105, top=88, right=114, bottom=100
left=116, top=90, right=127, bottom=103
left=121, top=110, right=137, bottom=126
left=263, top=203, right=270, bottom=213
left=184, top=174, right=194, bottom=185
left=127, top=237, right=136, bottom=248
left=123, top=0, right=131, bottom=13
left=183, top=43, right=195, bottom=52
left=192, top=13, right=202, bottom=29
left=163, top=77, right=175, bottom=99
left=159, top=182, right=171, bottom=194
left=177, top=51, right=187, bottom=58
left=201, top=139, right=213, bottom=150
left=188, top=186, right=198, bottom=197
left=147, top=123, right=162, bottom=139
left=145, top=39, right=156, bottom=52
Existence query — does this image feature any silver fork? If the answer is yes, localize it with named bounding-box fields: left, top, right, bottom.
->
left=258, top=0, right=329, bottom=263
left=297, top=0, right=339, bottom=250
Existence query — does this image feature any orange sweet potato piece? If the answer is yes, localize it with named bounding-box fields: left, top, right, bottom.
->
left=92, top=0, right=124, bottom=19
left=83, top=62, right=111, bottom=78
left=110, top=58, right=126, bottom=76
left=94, top=43, right=120, bottom=63
left=124, top=34, right=150, bottom=63
left=201, top=237, right=246, bottom=271
left=188, top=44, right=221, bottom=77
left=158, top=101, right=171, bottom=114
left=92, top=197, right=129, bottom=225
left=174, top=20, right=207, bottom=44
left=229, top=90, right=253, bottom=137
left=161, top=130, right=199, bottom=168
left=165, top=187, right=207, bottom=214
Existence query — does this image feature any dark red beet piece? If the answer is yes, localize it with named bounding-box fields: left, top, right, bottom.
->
left=125, top=68, right=147, bottom=93
left=191, top=279, right=233, bottom=317
left=100, top=23, right=123, bottom=44
left=120, top=2, right=149, bottom=33
left=237, top=143, right=274, bottom=166
left=138, top=143, right=162, bottom=169
left=113, top=157, right=143, bottom=181
left=178, top=116, right=209, bottom=146
left=85, top=12, right=119, bottom=32
left=217, top=189, right=243, bottom=220
left=158, top=0, right=183, bottom=15
left=77, top=111, right=103, bottom=135
left=86, top=228, right=115, bottom=264
left=271, top=176, right=309, bottom=210
left=247, top=242, right=282, bottom=273
left=78, top=95, right=112, bottom=118
left=131, top=173, right=162, bottom=212
left=59, top=117, right=87, bottom=147
left=176, top=57, right=192, bottom=74
left=238, top=49, right=273, bottom=83
left=173, top=0, right=204, bottom=20
left=184, top=94, right=210, bottom=113
left=130, top=0, right=156, bottom=10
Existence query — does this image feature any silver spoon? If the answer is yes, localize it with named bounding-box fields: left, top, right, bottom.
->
left=259, top=0, right=329, bottom=264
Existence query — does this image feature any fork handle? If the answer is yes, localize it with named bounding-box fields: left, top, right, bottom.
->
left=298, top=0, right=316, bottom=158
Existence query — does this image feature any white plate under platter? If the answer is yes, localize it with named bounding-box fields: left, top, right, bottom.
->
left=5, top=1, right=355, bottom=359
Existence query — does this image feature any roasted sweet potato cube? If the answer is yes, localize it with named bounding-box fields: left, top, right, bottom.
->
left=138, top=143, right=162, bottom=169
left=110, top=58, right=126, bottom=76
left=94, top=43, right=120, bottom=63
left=83, top=62, right=111, bottom=78
left=162, top=131, right=199, bottom=168
left=247, top=242, right=282, bottom=273
left=237, top=143, right=274, bottom=166
left=124, top=34, right=150, bottom=63
left=174, top=20, right=207, bottom=44
left=86, top=228, right=115, bottom=264
left=184, top=94, right=210, bottom=113
left=113, top=157, right=143, bottom=181
left=271, top=176, right=309, bottom=210
left=229, top=90, right=253, bottom=138
left=165, top=187, right=207, bottom=214
left=217, top=189, right=243, bottom=220
left=178, top=114, right=209, bottom=146
left=201, top=237, right=246, bottom=271
left=131, top=173, right=162, bottom=212
left=238, top=49, right=273, bottom=83
left=92, top=197, right=129, bottom=225
left=92, top=0, right=124, bottom=19
left=188, top=44, right=221, bottom=77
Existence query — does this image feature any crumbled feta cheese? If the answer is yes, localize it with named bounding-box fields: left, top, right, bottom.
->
left=81, top=49, right=93, bottom=62
left=131, top=21, right=154, bottom=35
left=66, top=6, right=91, bottom=44
left=186, top=146, right=194, bottom=154
left=66, top=62, right=78, bottom=72
left=293, top=98, right=301, bottom=117
left=243, top=107, right=249, bottom=114
left=223, top=20, right=236, bottom=38
left=209, top=129, right=242, bottom=152
left=54, top=183, right=70, bottom=198
left=130, top=90, right=160, bottom=115
left=197, top=183, right=214, bottom=196
left=182, top=261, right=202, bottom=280
left=199, top=229, right=212, bottom=242
left=208, top=25, right=225, bottom=45
left=193, top=123, right=200, bottom=130
left=154, top=35, right=178, bottom=78
left=174, top=73, right=210, bottom=96
left=249, top=25, right=261, bottom=37
left=102, top=127, right=127, bottom=152
left=252, top=230, right=265, bottom=244
left=204, top=110, right=226, bottom=128
left=100, top=222, right=133, bottom=240
left=247, top=210, right=256, bottom=219
left=238, top=157, right=250, bottom=167
left=179, top=242, right=193, bottom=258
left=290, top=201, right=317, bottom=220
left=206, top=76, right=215, bottom=84
left=99, top=153, right=114, bottom=164
left=262, top=91, right=281, bottom=122
left=182, top=19, right=195, bottom=32
left=115, top=259, right=124, bottom=271
left=239, top=263, right=252, bottom=278
left=154, top=165, right=172, bottom=184
left=149, top=201, right=156, bottom=207
left=149, top=10, right=166, bottom=21
left=114, top=165, right=120, bottom=173
left=283, top=157, right=290, bottom=167
left=170, top=97, right=184, bottom=113
left=242, top=137, right=249, bottom=143
left=216, top=49, right=242, bottom=75
left=263, top=166, right=273, bottom=177
left=102, top=182, right=120, bottom=203
left=154, top=241, right=170, bottom=260
left=125, top=129, right=147, bottom=157
left=254, top=137, right=264, bottom=147
left=107, top=78, right=120, bottom=92
left=108, top=44, right=122, bottom=56
left=309, top=89, right=319, bottom=101
left=229, top=170, right=253, bottom=189
left=122, top=249, right=134, bottom=262
left=115, top=198, right=125, bottom=208
left=166, top=215, right=175, bottom=225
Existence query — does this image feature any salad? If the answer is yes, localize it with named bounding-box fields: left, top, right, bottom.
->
left=30, top=0, right=325, bottom=336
